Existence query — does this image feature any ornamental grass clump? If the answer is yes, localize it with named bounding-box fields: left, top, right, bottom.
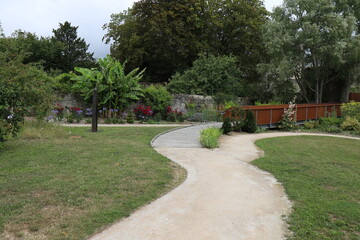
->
left=200, top=127, right=223, bottom=149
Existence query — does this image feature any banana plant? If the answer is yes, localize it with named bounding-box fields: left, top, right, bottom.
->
left=71, top=55, right=145, bottom=114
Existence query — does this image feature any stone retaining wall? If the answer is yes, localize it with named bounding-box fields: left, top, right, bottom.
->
left=55, top=93, right=250, bottom=112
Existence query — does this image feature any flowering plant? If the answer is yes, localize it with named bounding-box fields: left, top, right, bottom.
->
left=278, top=97, right=297, bottom=130
left=166, top=106, right=184, bottom=122
left=133, top=105, right=153, bottom=120
left=51, top=104, right=65, bottom=121
left=63, top=106, right=84, bottom=123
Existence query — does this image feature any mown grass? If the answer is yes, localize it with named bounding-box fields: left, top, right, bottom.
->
left=253, top=136, right=360, bottom=240
left=200, top=127, right=223, bottom=148
left=0, top=124, right=185, bottom=240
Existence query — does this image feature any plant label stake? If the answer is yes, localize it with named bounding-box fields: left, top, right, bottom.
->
left=92, top=88, right=98, bottom=132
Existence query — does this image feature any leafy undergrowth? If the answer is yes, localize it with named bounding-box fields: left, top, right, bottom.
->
left=253, top=136, right=360, bottom=240
left=0, top=126, right=185, bottom=240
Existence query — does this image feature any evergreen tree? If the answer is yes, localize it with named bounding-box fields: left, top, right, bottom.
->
left=242, top=110, right=257, bottom=133
left=52, top=21, right=96, bottom=73
left=222, top=117, right=232, bottom=134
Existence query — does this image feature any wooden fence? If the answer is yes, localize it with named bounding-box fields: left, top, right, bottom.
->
left=224, top=103, right=342, bottom=128
left=349, top=92, right=360, bottom=102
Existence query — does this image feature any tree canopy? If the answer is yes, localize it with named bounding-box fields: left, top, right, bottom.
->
left=261, top=0, right=360, bottom=103
left=168, top=54, right=244, bottom=97
left=104, top=0, right=268, bottom=83
left=52, top=21, right=96, bottom=73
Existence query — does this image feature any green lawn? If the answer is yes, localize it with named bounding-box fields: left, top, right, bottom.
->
left=0, top=125, right=185, bottom=240
left=253, top=136, right=360, bottom=240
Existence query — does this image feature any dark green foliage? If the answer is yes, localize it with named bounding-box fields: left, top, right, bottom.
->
left=319, top=117, right=342, bottom=127
left=104, top=0, right=268, bottom=83
left=0, top=43, right=55, bottom=141
left=52, top=21, right=96, bottom=73
left=126, top=114, right=134, bottom=124
left=141, top=85, right=173, bottom=117
left=229, top=107, right=246, bottom=132
left=71, top=55, right=144, bottom=112
left=168, top=54, right=243, bottom=96
left=222, top=117, right=232, bottom=134
left=242, top=110, right=257, bottom=133
left=261, top=0, right=360, bottom=103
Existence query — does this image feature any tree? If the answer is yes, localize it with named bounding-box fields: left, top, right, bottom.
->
left=205, top=0, right=268, bottom=81
left=52, top=21, right=96, bottom=73
left=104, top=0, right=268, bottom=83
left=71, top=55, right=144, bottom=111
left=9, top=30, right=64, bottom=71
left=261, top=0, right=360, bottom=103
left=0, top=21, right=4, bottom=37
left=168, top=54, right=244, bottom=96
left=0, top=39, right=55, bottom=141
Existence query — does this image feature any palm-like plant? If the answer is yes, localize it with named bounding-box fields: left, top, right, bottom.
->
left=71, top=55, right=144, bottom=112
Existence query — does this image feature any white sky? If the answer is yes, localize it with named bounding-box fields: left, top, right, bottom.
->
left=0, top=0, right=283, bottom=58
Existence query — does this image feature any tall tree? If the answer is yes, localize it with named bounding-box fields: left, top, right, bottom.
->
left=9, top=30, right=64, bottom=71
left=261, top=0, right=360, bottom=103
left=104, top=0, right=268, bottom=83
left=52, top=21, right=96, bottom=73
left=0, top=21, right=4, bottom=37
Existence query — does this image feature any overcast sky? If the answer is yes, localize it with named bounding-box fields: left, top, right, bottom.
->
left=0, top=0, right=283, bottom=58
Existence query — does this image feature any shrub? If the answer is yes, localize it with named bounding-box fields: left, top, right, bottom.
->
left=133, top=105, right=153, bottom=121
left=168, top=54, right=244, bottom=96
left=341, top=117, right=360, bottom=131
left=166, top=106, right=184, bottom=122
left=201, top=109, right=221, bottom=122
left=242, top=110, right=257, bottom=133
left=255, top=101, right=283, bottom=106
left=319, top=117, right=342, bottom=127
left=278, top=98, right=296, bottom=131
left=200, top=128, right=223, bottom=148
left=142, top=85, right=173, bottom=117
left=303, top=121, right=319, bottom=129
left=230, top=108, right=246, bottom=132
left=213, top=92, right=236, bottom=105
left=222, top=117, right=232, bottom=134
left=324, top=125, right=342, bottom=133
left=126, top=114, right=135, bottom=124
left=341, top=101, right=360, bottom=121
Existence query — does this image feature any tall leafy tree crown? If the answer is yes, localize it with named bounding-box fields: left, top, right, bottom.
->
left=104, top=0, right=268, bottom=83
left=261, top=0, right=360, bottom=103
left=52, top=21, right=95, bottom=73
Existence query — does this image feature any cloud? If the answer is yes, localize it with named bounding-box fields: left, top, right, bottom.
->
left=1, top=0, right=283, bottom=58
left=0, top=0, right=136, bottom=58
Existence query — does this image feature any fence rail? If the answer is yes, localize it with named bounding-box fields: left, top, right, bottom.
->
left=224, top=103, right=342, bottom=128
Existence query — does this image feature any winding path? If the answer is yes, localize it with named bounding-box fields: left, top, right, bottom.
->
left=89, top=125, right=359, bottom=240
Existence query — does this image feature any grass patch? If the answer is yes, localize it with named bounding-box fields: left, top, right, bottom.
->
left=0, top=125, right=185, bottom=240
left=253, top=136, right=360, bottom=240
left=200, top=127, right=223, bottom=148
left=20, top=121, right=70, bottom=140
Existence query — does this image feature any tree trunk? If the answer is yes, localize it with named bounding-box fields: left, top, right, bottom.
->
left=91, top=88, right=98, bottom=132
left=340, top=77, right=351, bottom=103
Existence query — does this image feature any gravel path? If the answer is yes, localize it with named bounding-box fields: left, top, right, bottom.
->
left=89, top=126, right=359, bottom=240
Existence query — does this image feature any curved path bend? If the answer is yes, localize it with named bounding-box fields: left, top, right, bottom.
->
left=90, top=125, right=359, bottom=240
